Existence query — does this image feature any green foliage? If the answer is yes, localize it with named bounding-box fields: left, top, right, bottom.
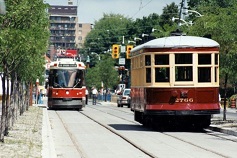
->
left=85, top=55, right=119, bottom=90
left=0, top=0, right=50, bottom=83
left=159, top=2, right=179, bottom=29
left=84, top=13, right=132, bottom=56
left=188, top=1, right=237, bottom=87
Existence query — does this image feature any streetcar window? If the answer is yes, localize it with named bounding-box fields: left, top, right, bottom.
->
left=215, top=54, right=218, bottom=65
left=45, top=69, right=49, bottom=76
left=215, top=67, right=218, bottom=82
left=155, top=68, right=169, bottom=82
left=52, top=69, right=85, bottom=88
left=155, top=54, right=169, bottom=65
left=146, top=68, right=151, bottom=83
left=48, top=70, right=54, bottom=86
left=175, top=54, right=192, bottom=64
left=198, top=67, right=211, bottom=82
left=198, top=54, right=211, bottom=64
left=145, top=55, right=151, bottom=66
left=175, top=66, right=193, bottom=81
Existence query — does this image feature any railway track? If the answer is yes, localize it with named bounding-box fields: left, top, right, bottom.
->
left=82, top=104, right=237, bottom=157
left=51, top=104, right=237, bottom=157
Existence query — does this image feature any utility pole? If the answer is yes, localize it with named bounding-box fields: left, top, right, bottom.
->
left=178, top=0, right=185, bottom=28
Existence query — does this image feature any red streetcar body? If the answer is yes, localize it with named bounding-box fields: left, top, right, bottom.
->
left=131, top=87, right=219, bottom=112
left=130, top=36, right=220, bottom=128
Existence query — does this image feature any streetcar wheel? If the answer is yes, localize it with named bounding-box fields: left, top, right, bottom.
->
left=134, top=111, right=142, bottom=123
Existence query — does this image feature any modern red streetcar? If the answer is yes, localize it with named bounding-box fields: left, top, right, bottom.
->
left=47, top=56, right=86, bottom=110
left=130, top=35, right=220, bottom=128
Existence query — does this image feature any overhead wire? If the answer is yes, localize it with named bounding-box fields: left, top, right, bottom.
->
left=131, top=0, right=153, bottom=18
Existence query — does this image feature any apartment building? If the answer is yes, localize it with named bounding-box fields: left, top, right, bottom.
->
left=48, top=5, right=78, bottom=50
left=78, top=23, right=93, bottom=48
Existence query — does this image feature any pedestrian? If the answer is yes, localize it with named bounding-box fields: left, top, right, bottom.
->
left=92, top=87, right=98, bottom=105
left=219, top=93, right=222, bottom=109
left=38, top=89, right=43, bottom=104
left=85, top=88, right=88, bottom=105
left=103, top=89, right=106, bottom=101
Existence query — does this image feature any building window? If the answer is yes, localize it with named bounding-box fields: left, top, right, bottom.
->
left=79, top=24, right=82, bottom=28
left=78, top=36, right=82, bottom=40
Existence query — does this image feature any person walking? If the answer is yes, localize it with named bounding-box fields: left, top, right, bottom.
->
left=92, top=87, right=98, bottom=105
left=38, top=89, right=43, bottom=104
left=85, top=88, right=89, bottom=105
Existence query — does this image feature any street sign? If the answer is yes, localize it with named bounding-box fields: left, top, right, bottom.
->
left=120, top=46, right=126, bottom=53
left=119, top=58, right=125, bottom=65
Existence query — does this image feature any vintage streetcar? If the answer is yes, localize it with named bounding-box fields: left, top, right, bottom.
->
left=130, top=35, right=220, bottom=129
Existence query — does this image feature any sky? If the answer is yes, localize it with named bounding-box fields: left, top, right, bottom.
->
left=44, top=0, right=182, bottom=23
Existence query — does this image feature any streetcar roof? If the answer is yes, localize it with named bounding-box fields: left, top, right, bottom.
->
left=131, top=36, right=220, bottom=53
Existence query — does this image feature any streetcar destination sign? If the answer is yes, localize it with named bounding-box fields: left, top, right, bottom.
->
left=59, top=64, right=77, bottom=67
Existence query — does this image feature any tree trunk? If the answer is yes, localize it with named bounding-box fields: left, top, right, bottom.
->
left=4, top=75, right=10, bottom=136
left=0, top=73, right=6, bottom=141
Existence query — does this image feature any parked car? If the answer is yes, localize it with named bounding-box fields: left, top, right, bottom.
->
left=117, top=88, right=131, bottom=108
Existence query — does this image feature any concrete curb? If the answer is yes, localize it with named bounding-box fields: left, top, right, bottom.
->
left=208, top=125, right=237, bottom=137
left=41, top=107, right=57, bottom=158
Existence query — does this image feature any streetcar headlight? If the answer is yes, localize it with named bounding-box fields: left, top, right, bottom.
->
left=66, top=91, right=69, bottom=95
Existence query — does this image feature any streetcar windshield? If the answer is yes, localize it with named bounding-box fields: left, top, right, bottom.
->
left=49, top=69, right=85, bottom=88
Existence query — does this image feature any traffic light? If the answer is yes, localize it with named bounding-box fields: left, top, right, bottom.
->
left=112, top=44, right=120, bottom=59
left=126, top=45, right=133, bottom=59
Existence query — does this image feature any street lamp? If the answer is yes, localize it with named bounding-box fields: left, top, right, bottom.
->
left=172, top=17, right=192, bottom=26
left=151, top=28, right=157, bottom=32
left=142, top=33, right=149, bottom=37
left=128, top=40, right=136, bottom=44
left=134, top=37, right=142, bottom=41
left=91, top=52, right=100, bottom=60
left=183, top=9, right=203, bottom=17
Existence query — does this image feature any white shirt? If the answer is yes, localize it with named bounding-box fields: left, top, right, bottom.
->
left=92, top=89, right=98, bottom=95
left=86, top=89, right=88, bottom=95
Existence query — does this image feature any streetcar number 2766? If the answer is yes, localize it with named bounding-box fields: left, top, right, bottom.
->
left=175, top=98, right=194, bottom=103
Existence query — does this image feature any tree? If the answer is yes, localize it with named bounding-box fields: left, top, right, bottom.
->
left=159, top=2, right=179, bottom=33
left=85, top=54, right=119, bottom=91
left=0, top=0, right=49, bottom=141
left=84, top=13, right=133, bottom=58
left=188, top=1, right=237, bottom=120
